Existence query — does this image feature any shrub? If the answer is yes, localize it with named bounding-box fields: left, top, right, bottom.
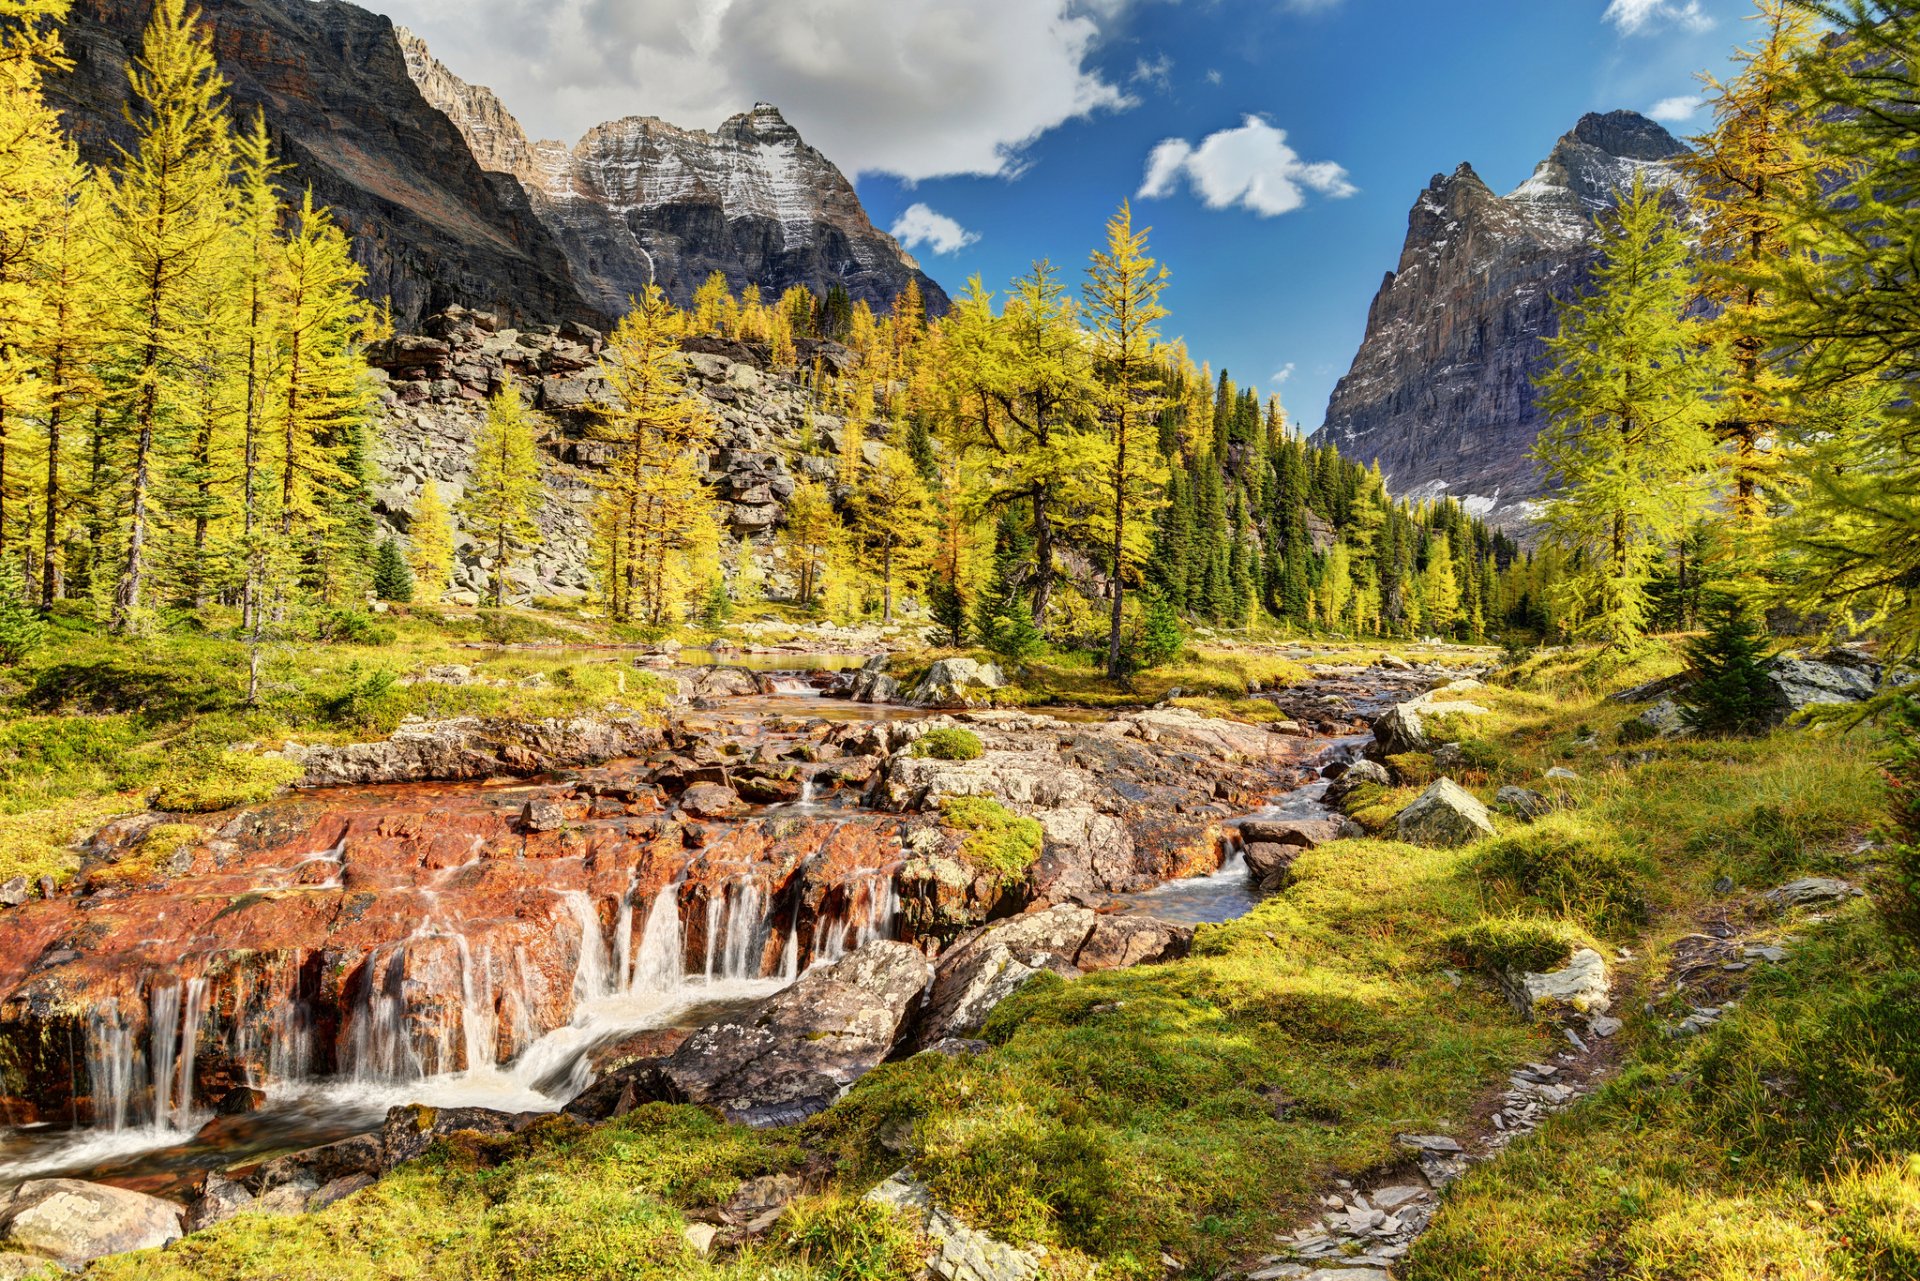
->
left=314, top=608, right=395, bottom=647
left=1879, top=694, right=1920, bottom=949
left=1680, top=594, right=1774, bottom=736
left=0, top=564, right=45, bottom=665
left=776, top=1196, right=926, bottom=1281
left=314, top=666, right=403, bottom=729
left=984, top=606, right=1044, bottom=662
left=152, top=752, right=301, bottom=813
left=940, top=796, right=1043, bottom=883
left=914, top=727, right=984, bottom=761
left=1139, top=596, right=1186, bottom=668
left=1441, top=915, right=1584, bottom=976
left=1475, top=819, right=1652, bottom=934
left=700, top=580, right=732, bottom=628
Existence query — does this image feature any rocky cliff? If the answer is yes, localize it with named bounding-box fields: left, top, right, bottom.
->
left=396, top=31, right=949, bottom=317
left=1313, top=112, right=1691, bottom=530
left=50, top=0, right=594, bottom=331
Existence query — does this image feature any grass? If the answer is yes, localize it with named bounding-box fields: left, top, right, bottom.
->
left=938, top=796, right=1043, bottom=884
left=909, top=728, right=982, bottom=761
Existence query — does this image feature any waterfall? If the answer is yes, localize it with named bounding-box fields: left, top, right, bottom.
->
left=813, top=871, right=900, bottom=967
left=718, top=881, right=767, bottom=981
left=455, top=936, right=498, bottom=1074
left=350, top=944, right=424, bottom=1084
left=611, top=871, right=638, bottom=994
left=83, top=978, right=210, bottom=1133
left=566, top=892, right=613, bottom=1007
left=628, top=883, right=685, bottom=995
left=1218, top=828, right=1248, bottom=877
left=85, top=1000, right=136, bottom=1132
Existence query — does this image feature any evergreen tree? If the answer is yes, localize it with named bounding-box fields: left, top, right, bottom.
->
left=780, top=480, right=836, bottom=608
left=371, top=537, right=413, bottom=603
left=406, top=480, right=454, bottom=605
left=1679, top=592, right=1774, bottom=736
left=849, top=445, right=933, bottom=622
left=104, top=0, right=233, bottom=632
left=0, top=560, right=41, bottom=663
left=1084, top=202, right=1171, bottom=678
left=1533, top=178, right=1717, bottom=646
left=458, top=373, right=544, bottom=608
left=231, top=111, right=289, bottom=629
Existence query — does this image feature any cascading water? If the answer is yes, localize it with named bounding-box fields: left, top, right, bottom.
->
left=812, top=870, right=901, bottom=967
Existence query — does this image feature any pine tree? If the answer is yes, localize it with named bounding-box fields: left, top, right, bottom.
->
left=458, top=373, right=544, bottom=608
left=406, top=480, right=454, bottom=605
left=1084, top=202, right=1171, bottom=678
left=591, top=286, right=719, bottom=624
left=1679, top=592, right=1774, bottom=736
left=104, top=0, right=233, bottom=632
left=1532, top=178, right=1717, bottom=646
left=372, top=537, right=413, bottom=603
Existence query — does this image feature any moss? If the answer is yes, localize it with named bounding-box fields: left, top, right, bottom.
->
left=87, top=821, right=202, bottom=890
left=912, top=728, right=984, bottom=762
left=1385, top=752, right=1437, bottom=786
left=0, top=795, right=131, bottom=890
left=939, top=796, right=1042, bottom=883
left=151, top=751, right=303, bottom=814
left=775, top=1196, right=927, bottom=1280
left=1440, top=915, right=1586, bottom=976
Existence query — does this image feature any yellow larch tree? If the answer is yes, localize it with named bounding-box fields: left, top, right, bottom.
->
left=406, top=479, right=454, bottom=605
left=458, top=371, right=544, bottom=609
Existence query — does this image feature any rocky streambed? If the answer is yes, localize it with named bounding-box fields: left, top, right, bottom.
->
left=0, top=651, right=1477, bottom=1270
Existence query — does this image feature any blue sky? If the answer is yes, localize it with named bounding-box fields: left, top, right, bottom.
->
left=856, top=0, right=1757, bottom=431
left=376, top=0, right=1764, bottom=430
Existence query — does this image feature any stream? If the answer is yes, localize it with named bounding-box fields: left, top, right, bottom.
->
left=0, top=654, right=1377, bottom=1196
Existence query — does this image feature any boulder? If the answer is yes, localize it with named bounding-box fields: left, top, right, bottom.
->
left=1370, top=703, right=1430, bottom=757
left=379, top=1105, right=548, bottom=1169
left=521, top=796, right=567, bottom=832
left=850, top=657, right=902, bottom=705
left=917, top=906, right=1094, bottom=1045
left=1074, top=914, right=1191, bottom=972
left=654, top=941, right=933, bottom=1125
left=1632, top=698, right=1688, bottom=739
left=1325, top=758, right=1392, bottom=808
left=679, top=782, right=744, bottom=818
left=910, top=659, right=1006, bottom=708
left=295, top=716, right=661, bottom=787
left=1495, top=786, right=1553, bottom=822
left=0, top=877, right=26, bottom=907
left=1764, top=653, right=1880, bottom=724
left=1243, top=842, right=1303, bottom=892
left=1504, top=947, right=1611, bottom=1023
left=879, top=749, right=1099, bottom=813
left=1394, top=779, right=1497, bottom=848
left=0, top=1179, right=183, bottom=1266
left=865, top=1171, right=1041, bottom=1281
left=1240, top=817, right=1347, bottom=849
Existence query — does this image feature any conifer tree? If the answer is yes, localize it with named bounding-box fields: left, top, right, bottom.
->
left=105, top=0, right=233, bottom=632
left=459, top=373, right=544, bottom=608
left=781, top=480, right=836, bottom=609
left=371, top=537, right=413, bottom=603
left=1084, top=202, right=1171, bottom=677
left=1680, top=592, right=1774, bottom=735
left=1533, top=179, right=1716, bottom=645
left=232, top=111, right=288, bottom=628
left=406, top=480, right=454, bottom=605
left=29, top=159, right=105, bottom=606
left=591, top=286, right=718, bottom=624
left=850, top=445, right=932, bottom=622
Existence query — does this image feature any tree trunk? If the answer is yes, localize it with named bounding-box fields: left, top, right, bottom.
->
left=41, top=371, right=62, bottom=608
left=882, top=539, right=894, bottom=623
left=1107, top=406, right=1127, bottom=680
left=113, top=372, right=161, bottom=633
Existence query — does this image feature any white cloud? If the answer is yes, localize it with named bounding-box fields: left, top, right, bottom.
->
left=1604, top=0, right=1714, bottom=35
left=1205, top=68, right=1224, bottom=86
left=890, top=203, right=980, bottom=255
left=1648, top=93, right=1704, bottom=122
left=1138, top=116, right=1355, bottom=217
left=1132, top=53, right=1173, bottom=94
left=375, top=0, right=1138, bottom=182
left=1270, top=363, right=1296, bottom=386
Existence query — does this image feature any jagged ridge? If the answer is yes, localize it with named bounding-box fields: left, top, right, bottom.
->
left=1312, top=111, right=1691, bottom=530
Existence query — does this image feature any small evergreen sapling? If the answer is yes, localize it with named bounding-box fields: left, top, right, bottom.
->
left=0, top=566, right=45, bottom=665
left=1140, top=594, right=1185, bottom=668
left=371, top=538, right=414, bottom=603
left=1680, top=594, right=1774, bottom=736
left=1878, top=694, right=1920, bottom=950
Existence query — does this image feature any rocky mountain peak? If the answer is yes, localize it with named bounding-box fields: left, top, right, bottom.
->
left=1312, top=111, right=1695, bottom=531
left=398, top=32, right=947, bottom=318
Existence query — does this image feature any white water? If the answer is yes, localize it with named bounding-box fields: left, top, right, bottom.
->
left=812, top=871, right=900, bottom=967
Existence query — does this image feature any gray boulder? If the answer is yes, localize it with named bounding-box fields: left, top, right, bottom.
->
left=1763, top=877, right=1858, bottom=910
left=1325, top=759, right=1392, bottom=808
left=1504, top=947, right=1611, bottom=1024
left=1764, top=653, right=1880, bottom=724
left=1240, top=817, right=1347, bottom=849
left=1495, top=786, right=1553, bottom=822
left=0, top=1179, right=183, bottom=1267
left=1632, top=698, right=1688, bottom=739
left=849, top=657, right=902, bottom=704
left=865, top=1171, right=1040, bottom=1281
left=1243, top=842, right=1302, bottom=892
left=1394, top=778, right=1497, bottom=848
left=910, top=658, right=1007, bottom=708
left=656, top=940, right=933, bottom=1125
left=1371, top=703, right=1430, bottom=756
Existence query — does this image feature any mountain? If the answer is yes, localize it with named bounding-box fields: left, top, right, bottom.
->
left=396, top=31, right=950, bottom=317
left=50, top=0, right=595, bottom=330
left=1312, top=111, right=1692, bottom=530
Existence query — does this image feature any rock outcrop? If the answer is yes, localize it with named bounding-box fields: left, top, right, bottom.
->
left=1394, top=778, right=1497, bottom=848
left=1313, top=112, right=1692, bottom=531
left=0, top=1180, right=183, bottom=1268
left=53, top=0, right=593, bottom=332
left=397, top=33, right=947, bottom=318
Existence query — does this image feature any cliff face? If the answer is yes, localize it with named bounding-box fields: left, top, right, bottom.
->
left=396, top=32, right=949, bottom=317
left=1312, top=112, right=1691, bottom=529
left=50, top=0, right=595, bottom=331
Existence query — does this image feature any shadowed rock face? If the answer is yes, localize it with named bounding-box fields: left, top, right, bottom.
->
left=1313, top=111, right=1691, bottom=532
left=51, top=0, right=596, bottom=331
left=397, top=33, right=950, bottom=317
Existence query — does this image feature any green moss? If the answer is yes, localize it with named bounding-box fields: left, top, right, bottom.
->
left=152, top=751, right=303, bottom=814
left=1385, top=752, right=1437, bottom=786
left=775, top=1197, right=927, bottom=1280
left=1440, top=915, right=1586, bottom=976
left=939, top=796, right=1042, bottom=883
left=912, top=728, right=984, bottom=762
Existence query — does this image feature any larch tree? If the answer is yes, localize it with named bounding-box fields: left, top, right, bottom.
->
left=406, top=479, right=454, bottom=605
left=231, top=111, right=288, bottom=629
left=1684, top=0, right=1823, bottom=539
left=781, top=480, right=836, bottom=609
left=458, top=372, right=544, bottom=608
left=1761, top=0, right=1920, bottom=664
left=104, top=0, right=233, bottom=632
left=591, top=286, right=718, bottom=625
left=1533, top=178, right=1717, bottom=645
left=850, top=444, right=933, bottom=622
left=1083, top=202, right=1171, bottom=677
